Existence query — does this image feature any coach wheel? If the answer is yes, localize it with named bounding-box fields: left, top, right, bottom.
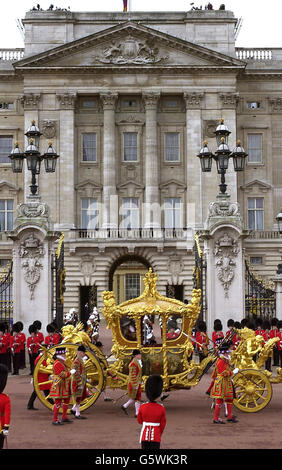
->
left=33, top=343, right=106, bottom=412
left=233, top=369, right=272, bottom=413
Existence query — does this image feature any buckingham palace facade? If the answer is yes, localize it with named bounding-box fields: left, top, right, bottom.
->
left=0, top=7, right=281, bottom=321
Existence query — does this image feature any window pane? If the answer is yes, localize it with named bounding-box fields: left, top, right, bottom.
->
left=248, top=211, right=255, bottom=230
left=256, top=211, right=264, bottom=230
left=0, top=136, right=13, bottom=164
left=82, top=133, right=96, bottom=161
left=125, top=274, right=140, bottom=300
left=0, top=213, right=5, bottom=231
left=248, top=134, right=262, bottom=163
left=81, top=198, right=99, bottom=229
left=256, top=198, right=263, bottom=209
left=165, top=133, right=179, bottom=161
left=124, top=132, right=138, bottom=161
left=6, top=212, right=13, bottom=230
left=121, top=198, right=139, bottom=228
left=7, top=200, right=13, bottom=210
left=164, top=198, right=181, bottom=228
left=248, top=198, right=255, bottom=209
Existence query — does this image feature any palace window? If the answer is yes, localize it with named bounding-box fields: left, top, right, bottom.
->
left=247, top=134, right=262, bottom=163
left=248, top=197, right=264, bottom=230
left=81, top=198, right=99, bottom=229
left=82, top=133, right=97, bottom=162
left=164, top=132, right=180, bottom=162
left=250, top=256, right=263, bottom=265
left=0, top=136, right=13, bottom=164
left=164, top=198, right=182, bottom=228
left=123, top=132, right=138, bottom=161
left=120, top=197, right=139, bottom=229
left=125, top=273, right=141, bottom=300
left=0, top=200, right=13, bottom=231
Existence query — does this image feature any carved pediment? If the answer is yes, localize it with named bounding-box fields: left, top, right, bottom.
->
left=75, top=180, right=102, bottom=197
left=14, top=22, right=245, bottom=71
left=0, top=180, right=21, bottom=194
left=240, top=179, right=272, bottom=193
left=160, top=179, right=187, bottom=197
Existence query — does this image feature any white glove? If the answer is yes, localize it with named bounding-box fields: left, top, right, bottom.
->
left=82, top=356, right=87, bottom=363
left=70, top=369, right=76, bottom=375
left=3, top=429, right=9, bottom=436
left=233, top=368, right=239, bottom=375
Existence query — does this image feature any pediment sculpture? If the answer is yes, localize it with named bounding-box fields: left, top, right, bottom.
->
left=95, top=37, right=168, bottom=65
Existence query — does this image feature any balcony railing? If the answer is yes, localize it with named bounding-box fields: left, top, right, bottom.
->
left=247, top=231, right=281, bottom=240
left=0, top=49, right=25, bottom=61
left=71, top=227, right=190, bottom=240
left=235, top=48, right=273, bottom=61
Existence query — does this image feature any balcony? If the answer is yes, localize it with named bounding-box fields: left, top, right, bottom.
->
left=0, top=49, right=25, bottom=61
left=71, top=227, right=190, bottom=240
left=247, top=231, right=281, bottom=240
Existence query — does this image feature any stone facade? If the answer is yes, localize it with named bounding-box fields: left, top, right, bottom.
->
left=0, top=8, right=281, bottom=330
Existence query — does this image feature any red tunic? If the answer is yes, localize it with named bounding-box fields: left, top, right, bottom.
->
left=35, top=356, right=51, bottom=391
left=10, top=333, right=23, bottom=354
left=137, top=402, right=166, bottom=443
left=210, top=356, right=234, bottom=401
left=212, top=331, right=224, bottom=348
left=0, top=393, right=11, bottom=433
left=277, top=331, right=282, bottom=351
left=35, top=332, right=44, bottom=344
left=18, top=332, right=26, bottom=351
left=27, top=335, right=41, bottom=355
left=49, top=359, right=71, bottom=399
left=0, top=334, right=9, bottom=354
left=195, top=331, right=209, bottom=355
left=44, top=333, right=60, bottom=348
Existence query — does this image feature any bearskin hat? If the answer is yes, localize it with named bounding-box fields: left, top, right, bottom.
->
left=198, top=320, right=207, bottom=332
left=271, top=317, right=278, bottom=327
left=0, top=364, right=8, bottom=394
left=33, top=320, right=42, bottom=330
left=227, top=319, right=234, bottom=328
left=132, top=349, right=141, bottom=357
left=145, top=374, right=163, bottom=402
left=214, top=319, right=223, bottom=331
left=12, top=323, right=20, bottom=333
left=28, top=324, right=36, bottom=335
left=278, top=320, right=282, bottom=330
left=262, top=319, right=271, bottom=330
left=77, top=344, right=86, bottom=353
left=46, top=323, right=55, bottom=334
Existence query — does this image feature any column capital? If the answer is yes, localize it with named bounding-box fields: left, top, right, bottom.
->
left=57, top=92, right=77, bottom=110
left=100, top=92, right=118, bottom=109
left=219, top=92, right=240, bottom=109
left=20, top=93, right=41, bottom=110
left=142, top=91, right=160, bottom=109
left=183, top=92, right=204, bottom=109
left=268, top=97, right=282, bottom=113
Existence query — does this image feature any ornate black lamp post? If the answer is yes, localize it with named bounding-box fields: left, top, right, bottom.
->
left=8, top=120, right=59, bottom=196
left=197, top=119, right=248, bottom=194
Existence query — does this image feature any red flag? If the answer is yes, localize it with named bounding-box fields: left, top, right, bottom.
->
left=123, top=0, right=127, bottom=12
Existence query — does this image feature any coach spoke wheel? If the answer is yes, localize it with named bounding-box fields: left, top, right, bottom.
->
left=33, top=343, right=106, bottom=412
left=233, top=369, right=272, bottom=413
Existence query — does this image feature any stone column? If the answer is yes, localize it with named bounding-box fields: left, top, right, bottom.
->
left=219, top=92, right=240, bottom=201
left=142, top=91, right=160, bottom=228
left=8, top=197, right=60, bottom=336
left=184, top=92, right=204, bottom=229
left=200, top=195, right=249, bottom=338
left=20, top=93, right=41, bottom=202
left=100, top=92, right=118, bottom=228
left=56, top=92, right=76, bottom=229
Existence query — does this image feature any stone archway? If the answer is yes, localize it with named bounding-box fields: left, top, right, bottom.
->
left=108, top=254, right=151, bottom=304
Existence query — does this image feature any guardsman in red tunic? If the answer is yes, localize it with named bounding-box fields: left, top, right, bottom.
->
left=33, top=320, right=44, bottom=345
left=270, top=318, right=280, bottom=366
left=212, top=319, right=224, bottom=349
left=137, top=374, right=166, bottom=450
left=44, top=323, right=61, bottom=348
left=10, top=323, right=23, bottom=375
left=49, top=346, right=72, bottom=425
left=195, top=320, right=209, bottom=362
left=70, top=345, right=88, bottom=419
left=121, top=349, right=142, bottom=417
left=0, top=323, right=9, bottom=368
left=210, top=340, right=238, bottom=424
left=0, top=364, right=11, bottom=449
left=27, top=324, right=41, bottom=375
left=27, top=353, right=52, bottom=410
